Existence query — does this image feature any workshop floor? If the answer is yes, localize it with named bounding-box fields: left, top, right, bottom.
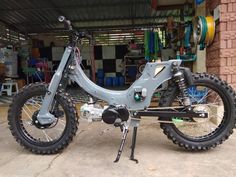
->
left=0, top=106, right=236, bottom=177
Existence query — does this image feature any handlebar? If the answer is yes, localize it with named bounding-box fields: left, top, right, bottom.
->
left=58, top=16, right=92, bottom=41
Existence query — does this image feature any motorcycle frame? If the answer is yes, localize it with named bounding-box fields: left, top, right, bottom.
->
left=37, top=46, right=182, bottom=124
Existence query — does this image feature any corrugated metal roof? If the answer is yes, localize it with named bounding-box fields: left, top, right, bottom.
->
left=0, top=0, right=193, bottom=33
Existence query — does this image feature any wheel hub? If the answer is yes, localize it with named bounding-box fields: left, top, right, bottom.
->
left=32, top=111, right=53, bottom=129
left=193, top=105, right=210, bottom=123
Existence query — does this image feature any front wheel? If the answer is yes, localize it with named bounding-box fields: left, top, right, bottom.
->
left=8, top=83, right=78, bottom=154
left=159, top=73, right=236, bottom=150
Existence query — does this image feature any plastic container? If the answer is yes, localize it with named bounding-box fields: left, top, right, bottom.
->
left=112, top=77, right=119, bottom=86
left=97, top=69, right=104, bottom=79
left=97, top=78, right=104, bottom=86
left=127, top=66, right=137, bottom=78
left=105, top=77, right=112, bottom=87
left=118, top=76, right=125, bottom=86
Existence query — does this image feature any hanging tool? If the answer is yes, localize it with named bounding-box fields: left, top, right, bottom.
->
left=205, top=16, right=215, bottom=46
left=193, top=16, right=215, bottom=50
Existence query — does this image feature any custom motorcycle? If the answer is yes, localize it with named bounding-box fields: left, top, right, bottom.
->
left=8, top=16, right=236, bottom=163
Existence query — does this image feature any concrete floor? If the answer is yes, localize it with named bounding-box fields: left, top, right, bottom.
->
left=0, top=106, right=236, bottom=177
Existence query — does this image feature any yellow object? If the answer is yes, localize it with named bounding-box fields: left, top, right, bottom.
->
left=193, top=16, right=216, bottom=50
left=205, top=16, right=215, bottom=46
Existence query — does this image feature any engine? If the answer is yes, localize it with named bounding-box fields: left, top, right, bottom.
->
left=80, top=103, right=129, bottom=124
left=80, top=103, right=105, bottom=122
left=102, top=105, right=129, bottom=124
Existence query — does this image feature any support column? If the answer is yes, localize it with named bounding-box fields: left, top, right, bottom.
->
left=193, top=1, right=206, bottom=73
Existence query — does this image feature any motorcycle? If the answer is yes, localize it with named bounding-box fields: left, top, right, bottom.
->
left=8, top=16, right=236, bottom=163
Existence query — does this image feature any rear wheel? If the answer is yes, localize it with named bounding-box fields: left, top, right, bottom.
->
left=159, top=73, right=236, bottom=150
left=8, top=83, right=78, bottom=154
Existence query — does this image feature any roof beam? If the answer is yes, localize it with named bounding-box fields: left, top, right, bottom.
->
left=28, top=22, right=165, bottom=34
left=156, top=4, right=187, bottom=10
left=47, top=0, right=66, bottom=17
left=0, top=19, right=24, bottom=34
left=0, top=0, right=147, bottom=12
left=10, top=13, right=193, bottom=26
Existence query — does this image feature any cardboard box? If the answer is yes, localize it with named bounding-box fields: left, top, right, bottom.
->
left=0, top=63, right=5, bottom=76
left=17, top=79, right=26, bottom=89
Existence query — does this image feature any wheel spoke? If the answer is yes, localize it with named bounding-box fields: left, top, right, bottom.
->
left=31, top=100, right=42, bottom=109
left=22, top=107, right=32, bottom=120
left=23, top=120, right=33, bottom=126
left=213, top=95, right=220, bottom=104
left=58, top=119, right=66, bottom=126
left=42, top=130, right=53, bottom=142
left=197, top=89, right=211, bottom=103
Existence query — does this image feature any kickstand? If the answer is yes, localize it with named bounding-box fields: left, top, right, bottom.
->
left=114, top=126, right=129, bottom=163
left=130, top=127, right=138, bottom=163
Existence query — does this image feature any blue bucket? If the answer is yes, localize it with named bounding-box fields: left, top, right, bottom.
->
left=105, top=77, right=112, bottom=87
left=97, top=78, right=104, bottom=86
left=112, top=77, right=119, bottom=86
left=127, top=66, right=137, bottom=78
left=118, top=76, right=125, bottom=86
left=97, top=69, right=104, bottom=79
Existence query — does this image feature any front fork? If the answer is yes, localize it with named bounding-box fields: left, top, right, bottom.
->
left=37, top=47, right=73, bottom=125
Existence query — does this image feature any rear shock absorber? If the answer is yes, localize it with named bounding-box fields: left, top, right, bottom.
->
left=172, top=62, right=192, bottom=111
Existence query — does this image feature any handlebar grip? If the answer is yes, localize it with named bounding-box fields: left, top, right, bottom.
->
left=58, top=16, right=72, bottom=30
left=58, top=16, right=65, bottom=22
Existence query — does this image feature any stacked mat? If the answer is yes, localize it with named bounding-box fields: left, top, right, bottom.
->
left=144, top=31, right=160, bottom=61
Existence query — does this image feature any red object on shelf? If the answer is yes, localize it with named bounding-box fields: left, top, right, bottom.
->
left=180, top=47, right=184, bottom=55
left=151, top=0, right=158, bottom=10
left=36, top=61, right=51, bottom=83
left=134, top=31, right=144, bottom=35
left=31, top=48, right=40, bottom=58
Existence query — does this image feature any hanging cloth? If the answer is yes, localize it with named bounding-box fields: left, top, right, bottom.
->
left=149, top=32, right=155, bottom=54
left=184, top=24, right=192, bottom=48
left=144, top=31, right=150, bottom=60
left=154, top=32, right=159, bottom=60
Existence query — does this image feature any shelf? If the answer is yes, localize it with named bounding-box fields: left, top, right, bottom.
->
left=125, top=55, right=145, bottom=58
left=124, top=55, right=145, bottom=85
left=125, top=65, right=137, bottom=67
left=181, top=58, right=196, bottom=62
left=125, top=81, right=133, bottom=84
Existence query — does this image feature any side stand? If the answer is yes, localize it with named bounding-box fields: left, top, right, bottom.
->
left=113, top=119, right=140, bottom=163
left=114, top=126, right=129, bottom=163
left=130, top=127, right=138, bottom=163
